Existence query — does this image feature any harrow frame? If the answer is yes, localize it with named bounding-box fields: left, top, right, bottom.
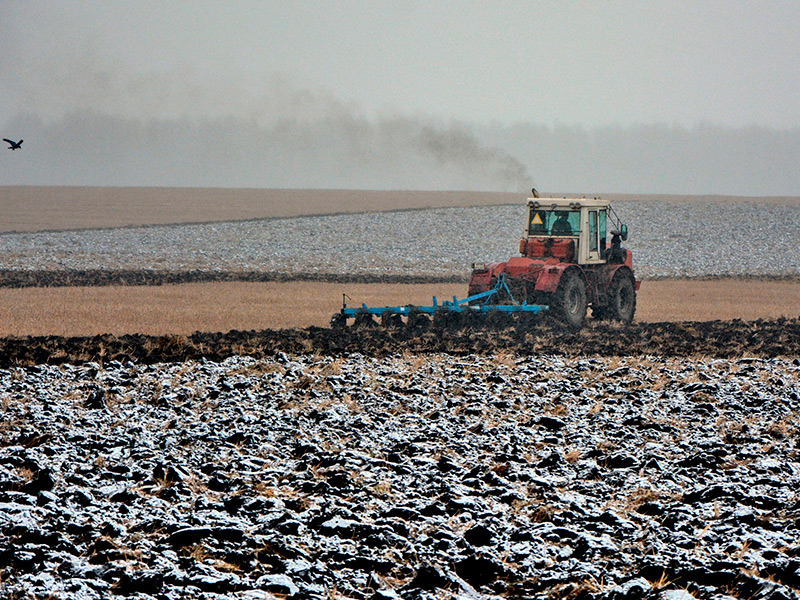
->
left=332, top=274, right=548, bottom=327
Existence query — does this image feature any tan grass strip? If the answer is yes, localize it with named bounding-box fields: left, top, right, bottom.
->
left=0, top=279, right=797, bottom=338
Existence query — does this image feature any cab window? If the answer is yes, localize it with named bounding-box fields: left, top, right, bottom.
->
left=528, top=209, right=580, bottom=236
left=588, top=209, right=609, bottom=254
left=598, top=210, right=607, bottom=240
left=589, top=211, right=599, bottom=252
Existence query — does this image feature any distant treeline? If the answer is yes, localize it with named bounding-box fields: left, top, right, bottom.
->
left=478, top=121, right=800, bottom=196
left=2, top=111, right=799, bottom=196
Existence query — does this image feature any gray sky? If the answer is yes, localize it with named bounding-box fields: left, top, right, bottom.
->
left=4, top=0, right=800, bottom=128
left=2, top=1, right=800, bottom=194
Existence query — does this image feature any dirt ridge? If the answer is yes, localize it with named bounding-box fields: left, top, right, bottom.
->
left=1, top=269, right=799, bottom=289
left=0, top=269, right=463, bottom=288
left=2, top=317, right=798, bottom=367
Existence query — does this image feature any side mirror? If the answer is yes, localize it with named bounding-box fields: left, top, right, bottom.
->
left=620, top=224, right=628, bottom=241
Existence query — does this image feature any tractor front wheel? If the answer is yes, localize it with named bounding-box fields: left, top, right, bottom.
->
left=553, top=270, right=587, bottom=329
left=608, top=271, right=637, bottom=322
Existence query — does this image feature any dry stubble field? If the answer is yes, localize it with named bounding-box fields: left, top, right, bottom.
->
left=0, top=186, right=798, bottom=337
left=2, top=190, right=800, bottom=600
left=0, top=279, right=798, bottom=337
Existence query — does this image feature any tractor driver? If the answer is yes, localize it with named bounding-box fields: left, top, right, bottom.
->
left=550, top=211, right=573, bottom=236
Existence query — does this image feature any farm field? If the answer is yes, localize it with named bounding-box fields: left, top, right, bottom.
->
left=1, top=194, right=798, bottom=280
left=0, top=186, right=522, bottom=233
left=1, top=185, right=798, bottom=233
left=2, top=350, right=799, bottom=599
left=1, top=187, right=799, bottom=600
left=0, top=278, right=797, bottom=337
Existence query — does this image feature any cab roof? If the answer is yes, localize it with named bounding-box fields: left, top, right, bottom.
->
left=527, top=197, right=611, bottom=209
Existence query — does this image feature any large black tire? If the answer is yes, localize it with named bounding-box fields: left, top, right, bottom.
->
left=607, top=270, right=637, bottom=322
left=553, top=270, right=587, bottom=329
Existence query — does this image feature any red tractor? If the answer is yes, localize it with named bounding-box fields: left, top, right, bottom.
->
left=468, top=195, right=640, bottom=328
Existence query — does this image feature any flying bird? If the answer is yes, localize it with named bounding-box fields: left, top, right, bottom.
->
left=3, top=139, right=23, bottom=150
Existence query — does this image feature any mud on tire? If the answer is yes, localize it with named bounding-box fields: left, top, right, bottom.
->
left=553, top=269, right=587, bottom=329
left=607, top=269, right=637, bottom=322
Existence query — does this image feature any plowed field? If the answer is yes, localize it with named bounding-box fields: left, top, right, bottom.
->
left=1, top=315, right=798, bottom=368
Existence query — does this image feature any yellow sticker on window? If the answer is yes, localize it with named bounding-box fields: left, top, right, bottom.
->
left=531, top=213, right=543, bottom=225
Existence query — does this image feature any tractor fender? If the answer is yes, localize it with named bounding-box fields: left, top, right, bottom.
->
left=598, top=264, right=639, bottom=292
left=504, top=256, right=540, bottom=277
left=534, top=263, right=584, bottom=294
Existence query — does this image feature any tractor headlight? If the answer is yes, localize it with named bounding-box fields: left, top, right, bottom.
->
left=472, top=262, right=486, bottom=271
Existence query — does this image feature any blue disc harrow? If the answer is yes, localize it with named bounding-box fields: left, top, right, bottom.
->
left=331, top=273, right=548, bottom=328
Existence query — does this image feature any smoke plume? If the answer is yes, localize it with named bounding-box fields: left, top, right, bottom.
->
left=0, top=108, right=532, bottom=191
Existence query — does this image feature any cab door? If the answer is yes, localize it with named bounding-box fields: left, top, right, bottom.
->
left=586, top=209, right=607, bottom=263
left=587, top=210, right=600, bottom=262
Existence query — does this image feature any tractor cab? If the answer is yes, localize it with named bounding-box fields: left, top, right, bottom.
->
left=522, top=198, right=628, bottom=266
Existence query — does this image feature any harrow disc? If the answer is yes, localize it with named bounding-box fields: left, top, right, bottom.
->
left=407, top=310, right=431, bottom=330
left=433, top=310, right=464, bottom=329
left=354, top=311, right=379, bottom=328
left=458, top=309, right=485, bottom=330
left=484, top=310, right=515, bottom=329
left=381, top=311, right=405, bottom=328
left=514, top=311, right=542, bottom=330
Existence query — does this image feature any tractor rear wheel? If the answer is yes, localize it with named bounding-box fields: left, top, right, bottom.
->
left=553, top=270, right=587, bottom=328
left=608, top=271, right=636, bottom=322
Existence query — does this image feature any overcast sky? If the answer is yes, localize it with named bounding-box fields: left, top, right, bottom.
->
left=2, top=1, right=800, bottom=194
left=4, top=0, right=800, bottom=128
